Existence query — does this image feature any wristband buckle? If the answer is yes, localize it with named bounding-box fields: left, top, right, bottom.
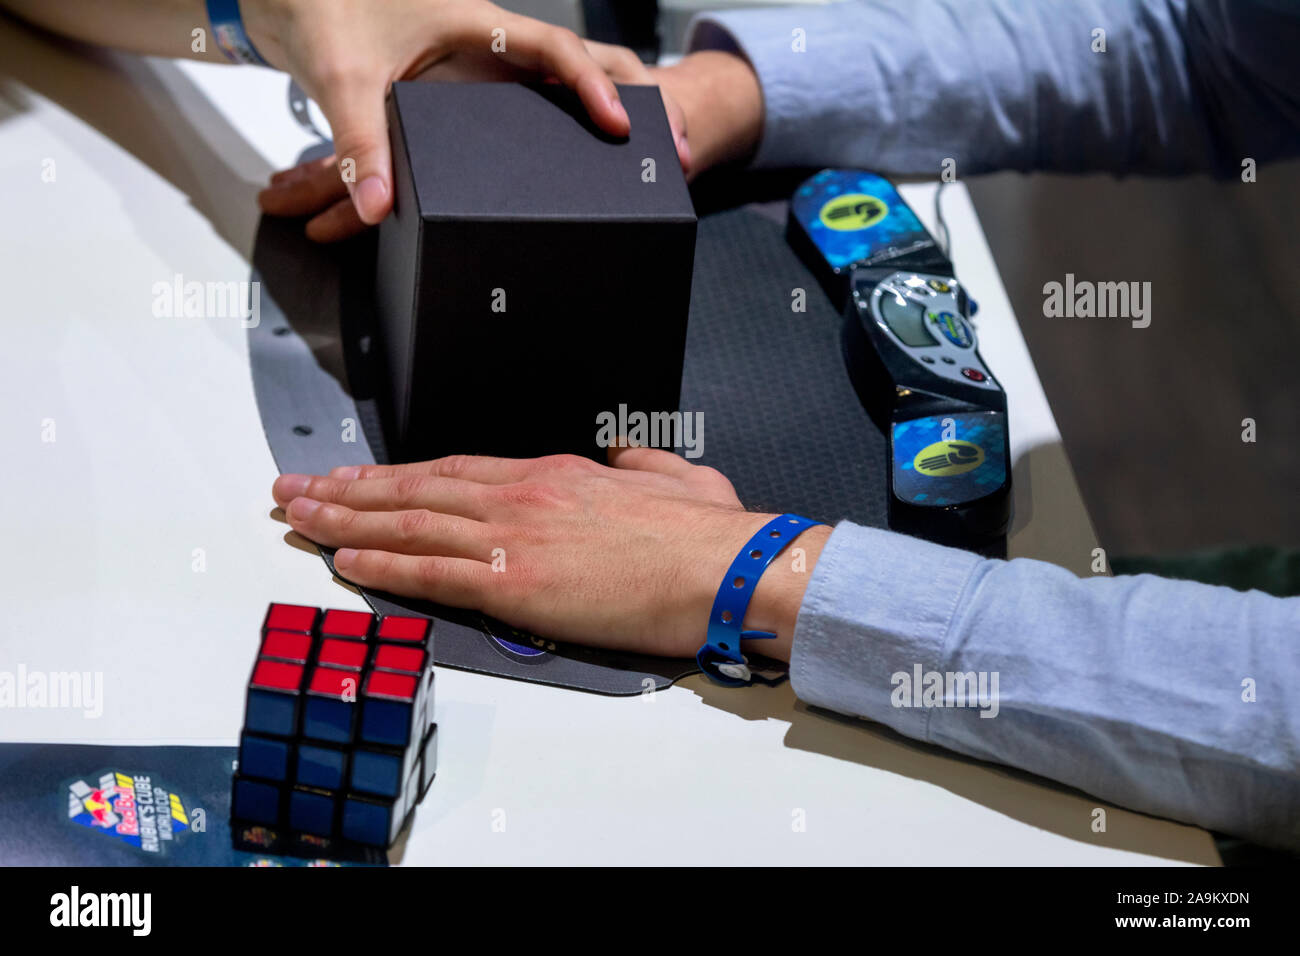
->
left=696, top=513, right=822, bottom=688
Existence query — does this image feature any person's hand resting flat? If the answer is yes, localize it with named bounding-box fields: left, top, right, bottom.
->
left=271, top=450, right=830, bottom=661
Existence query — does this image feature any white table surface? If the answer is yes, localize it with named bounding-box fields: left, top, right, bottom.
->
left=0, top=17, right=1219, bottom=865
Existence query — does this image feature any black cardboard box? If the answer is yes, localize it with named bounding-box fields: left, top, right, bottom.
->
left=375, top=81, right=697, bottom=462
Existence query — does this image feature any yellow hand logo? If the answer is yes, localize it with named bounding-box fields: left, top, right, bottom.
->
left=913, top=440, right=985, bottom=477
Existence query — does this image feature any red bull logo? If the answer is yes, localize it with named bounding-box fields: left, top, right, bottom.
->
left=67, top=770, right=190, bottom=855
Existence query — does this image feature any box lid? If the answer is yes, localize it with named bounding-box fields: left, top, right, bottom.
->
left=389, top=81, right=695, bottom=223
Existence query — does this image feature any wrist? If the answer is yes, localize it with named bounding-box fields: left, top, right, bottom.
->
left=740, top=522, right=830, bottom=663
left=693, top=515, right=830, bottom=666
left=663, top=50, right=763, bottom=172
left=235, top=0, right=291, bottom=67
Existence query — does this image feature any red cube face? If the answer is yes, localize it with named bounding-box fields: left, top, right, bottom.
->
left=372, top=644, right=426, bottom=675
left=251, top=659, right=305, bottom=693
left=365, top=670, right=418, bottom=702
left=376, top=615, right=430, bottom=644
left=260, top=630, right=313, bottom=663
left=318, top=638, right=369, bottom=671
left=321, top=609, right=373, bottom=639
left=264, top=603, right=320, bottom=634
left=307, top=665, right=361, bottom=700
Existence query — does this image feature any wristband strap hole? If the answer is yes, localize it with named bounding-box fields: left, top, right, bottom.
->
left=696, top=513, right=825, bottom=688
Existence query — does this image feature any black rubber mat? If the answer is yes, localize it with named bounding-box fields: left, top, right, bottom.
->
left=681, top=206, right=887, bottom=526
left=250, top=196, right=907, bottom=696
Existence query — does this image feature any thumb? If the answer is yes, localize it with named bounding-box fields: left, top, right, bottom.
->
left=316, top=78, right=393, bottom=226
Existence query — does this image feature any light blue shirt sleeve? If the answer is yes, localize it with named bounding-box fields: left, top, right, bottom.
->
left=790, top=522, right=1300, bottom=850
left=683, top=0, right=1300, bottom=847
left=687, top=0, right=1300, bottom=175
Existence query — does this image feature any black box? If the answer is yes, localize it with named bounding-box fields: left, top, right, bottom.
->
left=375, top=81, right=697, bottom=462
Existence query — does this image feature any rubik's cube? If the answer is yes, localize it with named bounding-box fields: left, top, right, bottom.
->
left=230, top=604, right=437, bottom=861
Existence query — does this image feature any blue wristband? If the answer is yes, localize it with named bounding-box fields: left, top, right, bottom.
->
left=697, top=513, right=823, bottom=688
left=207, top=0, right=270, bottom=66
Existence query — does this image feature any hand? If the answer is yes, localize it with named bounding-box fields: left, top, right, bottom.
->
left=581, top=40, right=691, bottom=174
left=646, top=50, right=764, bottom=179
left=249, top=0, right=631, bottom=242
left=271, top=450, right=829, bottom=660
left=575, top=43, right=765, bottom=180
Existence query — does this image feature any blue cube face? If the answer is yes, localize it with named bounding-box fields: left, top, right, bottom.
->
left=232, top=777, right=281, bottom=825
left=239, top=733, right=291, bottom=782
left=296, top=743, right=347, bottom=790
left=350, top=748, right=403, bottom=798
left=245, top=688, right=298, bottom=737
left=360, top=697, right=415, bottom=747
left=289, top=787, right=336, bottom=836
left=302, top=695, right=355, bottom=744
left=341, top=796, right=396, bottom=847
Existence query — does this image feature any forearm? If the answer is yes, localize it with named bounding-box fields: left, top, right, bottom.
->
left=664, top=50, right=765, bottom=174
left=688, top=0, right=1300, bottom=177
left=792, top=522, right=1300, bottom=850
left=739, top=522, right=831, bottom=664
left=0, top=0, right=237, bottom=61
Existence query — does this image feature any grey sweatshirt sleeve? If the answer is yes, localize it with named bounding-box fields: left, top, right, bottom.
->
left=790, top=521, right=1300, bottom=850
left=687, top=0, right=1300, bottom=176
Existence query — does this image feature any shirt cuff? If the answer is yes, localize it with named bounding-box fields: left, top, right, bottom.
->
left=789, top=521, right=983, bottom=740
left=685, top=6, right=867, bottom=170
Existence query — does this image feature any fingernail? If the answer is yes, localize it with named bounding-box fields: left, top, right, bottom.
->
left=333, top=466, right=362, bottom=480
left=334, top=548, right=358, bottom=569
left=353, top=176, right=389, bottom=224
left=289, top=497, right=321, bottom=519
left=611, top=96, right=630, bottom=131
left=679, top=136, right=692, bottom=171
left=276, top=474, right=311, bottom=499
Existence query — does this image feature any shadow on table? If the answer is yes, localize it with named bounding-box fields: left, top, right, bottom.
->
left=681, top=673, right=1222, bottom=866
left=0, top=12, right=274, bottom=261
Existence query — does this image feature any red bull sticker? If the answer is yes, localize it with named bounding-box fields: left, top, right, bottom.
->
left=66, top=770, right=191, bottom=855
